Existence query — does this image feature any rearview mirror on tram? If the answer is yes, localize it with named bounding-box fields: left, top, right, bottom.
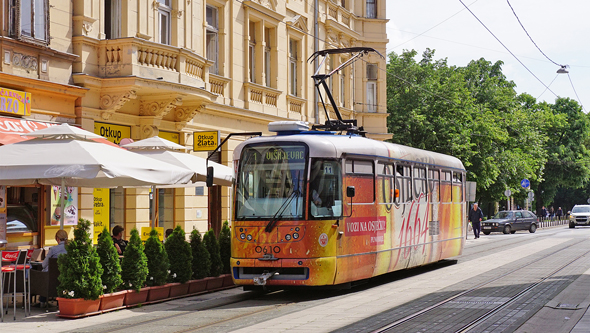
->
left=347, top=186, right=355, bottom=198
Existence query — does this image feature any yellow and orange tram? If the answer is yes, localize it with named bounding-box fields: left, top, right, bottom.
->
left=230, top=121, right=466, bottom=288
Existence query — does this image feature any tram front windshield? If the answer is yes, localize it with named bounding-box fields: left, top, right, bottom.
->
left=236, top=144, right=306, bottom=219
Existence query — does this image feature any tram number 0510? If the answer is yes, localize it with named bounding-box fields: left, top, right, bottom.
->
left=255, top=246, right=281, bottom=254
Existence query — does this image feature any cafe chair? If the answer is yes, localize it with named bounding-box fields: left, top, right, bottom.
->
left=14, top=249, right=33, bottom=316
left=1, top=250, right=21, bottom=321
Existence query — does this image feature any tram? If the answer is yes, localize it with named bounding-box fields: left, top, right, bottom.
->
left=229, top=48, right=466, bottom=288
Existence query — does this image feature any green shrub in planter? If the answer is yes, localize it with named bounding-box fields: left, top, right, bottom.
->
left=203, top=229, right=223, bottom=277
left=145, top=228, right=170, bottom=286
left=190, top=229, right=211, bottom=279
left=165, top=226, right=193, bottom=283
left=218, top=221, right=231, bottom=274
left=57, top=218, right=103, bottom=300
left=121, top=228, right=148, bottom=291
left=97, top=226, right=123, bottom=293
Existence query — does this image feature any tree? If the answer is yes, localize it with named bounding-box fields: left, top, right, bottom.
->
left=144, top=228, right=170, bottom=286
left=121, top=228, right=148, bottom=291
left=218, top=221, right=231, bottom=275
left=203, top=229, right=223, bottom=277
left=190, top=228, right=211, bottom=279
left=165, top=225, right=193, bottom=283
left=58, top=218, right=103, bottom=300
left=97, top=226, right=123, bottom=293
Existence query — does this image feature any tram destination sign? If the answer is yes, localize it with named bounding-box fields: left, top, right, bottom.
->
left=193, top=131, right=219, bottom=151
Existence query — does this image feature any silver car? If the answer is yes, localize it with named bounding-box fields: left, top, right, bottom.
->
left=569, top=205, right=590, bottom=228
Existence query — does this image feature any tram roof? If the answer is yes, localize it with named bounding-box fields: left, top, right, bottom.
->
left=234, top=132, right=465, bottom=171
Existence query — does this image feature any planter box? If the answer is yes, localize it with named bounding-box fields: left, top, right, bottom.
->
left=147, top=284, right=171, bottom=302
left=187, top=279, right=208, bottom=294
left=57, top=297, right=101, bottom=317
left=221, top=274, right=234, bottom=287
left=124, top=288, right=149, bottom=306
left=205, top=276, right=224, bottom=290
left=99, top=290, right=128, bottom=311
left=169, top=282, right=190, bottom=298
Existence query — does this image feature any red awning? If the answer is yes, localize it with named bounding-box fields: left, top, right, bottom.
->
left=0, top=116, right=120, bottom=147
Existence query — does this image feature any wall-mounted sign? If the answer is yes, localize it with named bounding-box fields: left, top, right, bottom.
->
left=0, top=88, right=31, bottom=116
left=141, top=226, right=163, bottom=242
left=193, top=131, right=219, bottom=151
left=159, top=131, right=180, bottom=144
left=93, top=188, right=110, bottom=244
left=94, top=122, right=131, bottom=145
left=50, top=186, right=78, bottom=226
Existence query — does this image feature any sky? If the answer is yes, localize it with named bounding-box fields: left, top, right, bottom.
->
left=386, top=0, right=590, bottom=112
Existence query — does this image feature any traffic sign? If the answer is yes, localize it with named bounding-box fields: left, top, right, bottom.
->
left=521, top=179, right=530, bottom=188
left=504, top=189, right=512, bottom=197
left=528, top=191, right=534, bottom=201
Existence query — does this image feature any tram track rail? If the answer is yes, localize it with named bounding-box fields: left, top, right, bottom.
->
left=370, top=238, right=590, bottom=333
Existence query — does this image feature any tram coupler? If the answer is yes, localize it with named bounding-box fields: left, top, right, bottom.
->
left=253, top=269, right=280, bottom=286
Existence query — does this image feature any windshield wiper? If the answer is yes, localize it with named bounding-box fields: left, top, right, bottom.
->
left=265, top=189, right=301, bottom=233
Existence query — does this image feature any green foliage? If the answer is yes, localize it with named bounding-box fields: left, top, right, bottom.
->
left=203, top=229, right=223, bottom=277
left=121, top=228, right=148, bottom=291
left=58, top=218, right=103, bottom=300
left=144, top=228, right=170, bottom=286
left=190, top=228, right=211, bottom=280
left=218, top=221, right=231, bottom=274
left=97, top=226, right=122, bottom=293
left=164, top=226, right=193, bottom=283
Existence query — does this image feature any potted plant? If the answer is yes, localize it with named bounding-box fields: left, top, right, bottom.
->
left=57, top=218, right=104, bottom=317
left=218, top=221, right=234, bottom=287
left=144, top=228, right=171, bottom=301
left=97, top=226, right=127, bottom=311
left=203, top=229, right=224, bottom=290
left=121, top=228, right=149, bottom=306
left=165, top=226, right=192, bottom=297
left=188, top=228, right=211, bottom=294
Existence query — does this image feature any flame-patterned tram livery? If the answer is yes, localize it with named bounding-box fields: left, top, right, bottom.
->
left=230, top=121, right=466, bottom=288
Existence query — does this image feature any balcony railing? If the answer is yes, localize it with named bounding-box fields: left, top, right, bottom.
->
left=244, top=82, right=281, bottom=107
left=209, top=74, right=230, bottom=96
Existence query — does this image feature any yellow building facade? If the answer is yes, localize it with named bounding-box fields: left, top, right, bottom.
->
left=0, top=0, right=389, bottom=248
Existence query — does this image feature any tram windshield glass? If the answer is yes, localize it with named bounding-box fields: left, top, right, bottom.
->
left=236, top=144, right=306, bottom=219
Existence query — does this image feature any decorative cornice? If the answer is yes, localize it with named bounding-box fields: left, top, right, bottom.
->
left=141, top=124, right=159, bottom=138
left=139, top=96, right=183, bottom=118
left=99, top=90, right=137, bottom=120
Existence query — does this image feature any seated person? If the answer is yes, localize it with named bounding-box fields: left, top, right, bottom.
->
left=112, top=225, right=128, bottom=255
left=164, top=228, right=173, bottom=242
left=37, top=230, right=68, bottom=307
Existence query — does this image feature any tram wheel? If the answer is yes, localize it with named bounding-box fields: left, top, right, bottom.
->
left=529, top=224, right=537, bottom=233
left=503, top=225, right=511, bottom=234
left=483, top=231, right=491, bottom=235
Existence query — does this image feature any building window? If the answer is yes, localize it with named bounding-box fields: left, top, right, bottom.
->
left=366, top=63, right=378, bottom=112
left=366, top=0, right=376, bottom=18
left=158, top=0, right=171, bottom=45
left=9, top=0, right=49, bottom=43
left=264, top=27, right=272, bottom=87
left=206, top=5, right=219, bottom=74
left=249, top=21, right=256, bottom=83
left=105, top=0, right=121, bottom=39
left=289, top=39, right=299, bottom=96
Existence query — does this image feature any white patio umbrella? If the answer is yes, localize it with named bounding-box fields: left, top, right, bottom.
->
left=123, top=136, right=234, bottom=186
left=0, top=124, right=197, bottom=229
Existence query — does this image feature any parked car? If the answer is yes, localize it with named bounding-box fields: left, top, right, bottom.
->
left=568, top=205, right=590, bottom=228
left=481, top=210, right=538, bottom=235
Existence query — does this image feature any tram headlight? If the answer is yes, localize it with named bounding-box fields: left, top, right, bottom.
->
left=247, top=234, right=253, bottom=241
left=293, top=233, right=299, bottom=239
left=240, top=233, right=246, bottom=239
left=285, top=234, right=292, bottom=241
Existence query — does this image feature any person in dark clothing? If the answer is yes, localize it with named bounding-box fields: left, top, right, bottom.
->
left=556, top=207, right=563, bottom=220
left=468, top=203, right=484, bottom=239
left=112, top=225, right=128, bottom=255
left=541, top=206, right=548, bottom=221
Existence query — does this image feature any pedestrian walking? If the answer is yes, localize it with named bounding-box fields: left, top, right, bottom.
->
left=556, top=207, right=563, bottom=221
left=541, top=206, right=548, bottom=221
left=468, top=203, right=484, bottom=239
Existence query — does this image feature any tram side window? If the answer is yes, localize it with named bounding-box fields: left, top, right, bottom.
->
left=453, top=172, right=463, bottom=203
left=310, top=159, right=343, bottom=218
left=377, top=162, right=395, bottom=204
left=396, top=165, right=412, bottom=203
left=428, top=169, right=440, bottom=202
left=345, top=159, right=374, bottom=203
left=413, top=166, right=427, bottom=199
left=441, top=170, right=452, bottom=203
